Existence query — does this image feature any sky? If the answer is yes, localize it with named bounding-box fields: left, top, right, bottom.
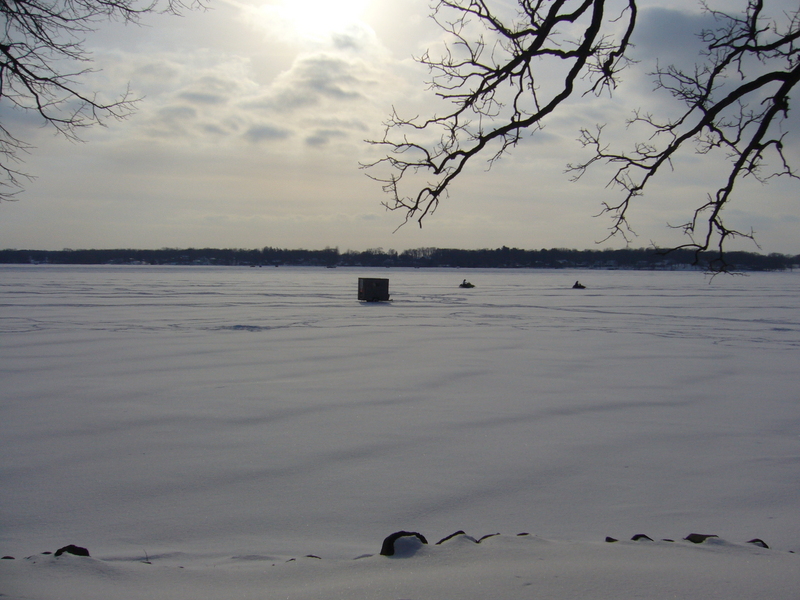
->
left=0, top=0, right=797, bottom=253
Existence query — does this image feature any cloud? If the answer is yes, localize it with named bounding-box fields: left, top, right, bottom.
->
left=173, top=74, right=244, bottom=108
left=128, top=61, right=182, bottom=95
left=631, top=7, right=717, bottom=66
left=304, top=129, right=348, bottom=147
left=141, top=105, right=199, bottom=138
left=178, top=90, right=229, bottom=105
left=244, top=124, right=292, bottom=143
left=93, top=45, right=390, bottom=154
left=267, top=54, right=370, bottom=111
left=71, top=1, right=409, bottom=156
left=330, top=24, right=375, bottom=52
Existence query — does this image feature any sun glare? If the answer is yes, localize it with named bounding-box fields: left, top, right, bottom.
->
left=269, top=0, right=371, bottom=42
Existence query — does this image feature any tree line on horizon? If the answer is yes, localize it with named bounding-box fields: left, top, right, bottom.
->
left=0, top=246, right=795, bottom=271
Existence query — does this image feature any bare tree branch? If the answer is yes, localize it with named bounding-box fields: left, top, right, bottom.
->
left=364, top=0, right=637, bottom=223
left=0, top=0, right=202, bottom=200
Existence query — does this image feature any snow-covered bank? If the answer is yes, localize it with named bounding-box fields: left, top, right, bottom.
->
left=3, top=533, right=799, bottom=600
left=1, top=265, right=799, bottom=597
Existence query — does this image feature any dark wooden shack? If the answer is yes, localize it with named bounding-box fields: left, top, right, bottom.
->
left=358, top=277, right=390, bottom=302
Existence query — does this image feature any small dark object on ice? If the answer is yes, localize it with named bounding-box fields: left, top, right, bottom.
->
left=477, top=533, right=500, bottom=543
left=605, top=537, right=618, bottom=543
left=631, top=534, right=654, bottom=541
left=747, top=538, right=769, bottom=548
left=358, top=277, right=391, bottom=302
left=572, top=281, right=586, bottom=289
left=459, top=279, right=475, bottom=288
left=380, top=531, right=428, bottom=556
left=2, top=556, right=14, bottom=560
left=55, top=545, right=90, bottom=557
left=684, top=533, right=718, bottom=544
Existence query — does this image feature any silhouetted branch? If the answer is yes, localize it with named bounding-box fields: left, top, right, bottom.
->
left=0, top=0, right=202, bottom=200
left=364, top=0, right=637, bottom=225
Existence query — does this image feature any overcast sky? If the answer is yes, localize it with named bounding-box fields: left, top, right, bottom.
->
left=1, top=0, right=797, bottom=253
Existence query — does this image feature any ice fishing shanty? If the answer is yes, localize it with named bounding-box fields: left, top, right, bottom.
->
left=358, top=277, right=390, bottom=302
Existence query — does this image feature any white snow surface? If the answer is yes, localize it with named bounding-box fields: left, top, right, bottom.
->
left=2, top=265, right=799, bottom=598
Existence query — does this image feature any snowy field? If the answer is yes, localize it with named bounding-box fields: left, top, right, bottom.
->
left=2, top=264, right=799, bottom=598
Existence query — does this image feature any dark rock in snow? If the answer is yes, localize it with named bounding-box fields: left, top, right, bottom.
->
left=477, top=533, right=500, bottom=543
left=605, top=537, right=618, bottom=543
left=2, top=556, right=14, bottom=560
left=684, top=533, right=718, bottom=544
left=436, top=531, right=468, bottom=545
left=54, top=545, right=90, bottom=557
left=631, top=534, right=654, bottom=541
left=380, top=531, right=428, bottom=557
left=746, top=538, right=769, bottom=549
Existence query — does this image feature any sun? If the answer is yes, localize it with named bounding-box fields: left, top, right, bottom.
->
left=268, top=0, right=371, bottom=42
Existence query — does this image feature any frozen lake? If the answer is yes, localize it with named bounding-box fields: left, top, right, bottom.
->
left=2, top=265, right=799, bottom=561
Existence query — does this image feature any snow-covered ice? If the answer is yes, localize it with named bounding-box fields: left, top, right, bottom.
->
left=2, top=265, right=798, bottom=598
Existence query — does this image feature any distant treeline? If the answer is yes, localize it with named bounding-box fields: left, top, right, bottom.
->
left=0, top=246, right=796, bottom=271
